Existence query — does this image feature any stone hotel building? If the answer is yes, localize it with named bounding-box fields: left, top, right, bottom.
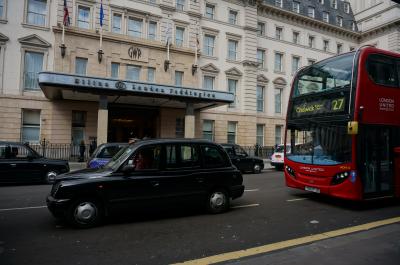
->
left=0, top=0, right=399, bottom=147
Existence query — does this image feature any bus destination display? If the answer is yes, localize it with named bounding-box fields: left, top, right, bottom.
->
left=291, top=97, right=345, bottom=118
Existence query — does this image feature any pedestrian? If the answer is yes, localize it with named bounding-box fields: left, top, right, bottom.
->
left=79, top=140, right=86, bottom=162
left=89, top=139, right=97, bottom=156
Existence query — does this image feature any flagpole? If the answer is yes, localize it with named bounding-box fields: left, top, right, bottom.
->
left=100, top=26, right=103, bottom=49
left=61, top=22, right=65, bottom=44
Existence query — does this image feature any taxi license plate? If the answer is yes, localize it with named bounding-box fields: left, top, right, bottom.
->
left=305, top=186, right=320, bottom=193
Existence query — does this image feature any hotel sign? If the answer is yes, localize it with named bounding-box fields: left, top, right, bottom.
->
left=38, top=72, right=234, bottom=103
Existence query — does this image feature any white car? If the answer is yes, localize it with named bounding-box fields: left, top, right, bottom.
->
left=270, top=144, right=290, bottom=170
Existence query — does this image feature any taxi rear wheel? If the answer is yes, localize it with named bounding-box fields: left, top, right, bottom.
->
left=207, top=189, right=229, bottom=214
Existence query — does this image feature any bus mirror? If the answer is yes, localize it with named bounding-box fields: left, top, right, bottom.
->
left=347, top=121, right=358, bottom=135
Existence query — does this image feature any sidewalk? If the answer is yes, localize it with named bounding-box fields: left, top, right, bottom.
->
left=224, top=222, right=400, bottom=265
left=69, top=162, right=86, bottom=171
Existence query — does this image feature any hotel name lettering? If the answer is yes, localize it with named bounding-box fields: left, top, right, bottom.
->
left=74, top=78, right=217, bottom=99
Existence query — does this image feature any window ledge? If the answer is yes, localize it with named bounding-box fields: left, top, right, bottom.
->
left=21, top=23, right=50, bottom=31
left=226, top=59, right=241, bottom=64
left=202, top=55, right=218, bottom=60
left=0, top=19, right=8, bottom=24
left=274, top=70, right=286, bottom=75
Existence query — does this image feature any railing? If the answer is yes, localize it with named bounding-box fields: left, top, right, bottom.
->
left=27, top=142, right=274, bottom=161
left=241, top=146, right=274, bottom=159
left=29, top=143, right=91, bottom=162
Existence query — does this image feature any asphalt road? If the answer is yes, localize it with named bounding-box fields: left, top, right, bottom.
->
left=0, top=169, right=399, bottom=265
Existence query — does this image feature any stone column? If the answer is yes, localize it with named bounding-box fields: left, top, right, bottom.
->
left=97, top=95, right=108, bottom=145
left=184, top=103, right=195, bottom=138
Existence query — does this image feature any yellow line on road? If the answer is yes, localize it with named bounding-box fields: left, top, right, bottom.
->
left=173, top=216, right=400, bottom=265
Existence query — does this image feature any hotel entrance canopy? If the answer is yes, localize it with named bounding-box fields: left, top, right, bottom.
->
left=38, top=72, right=234, bottom=110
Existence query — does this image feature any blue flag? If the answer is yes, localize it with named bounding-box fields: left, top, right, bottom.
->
left=100, top=0, right=104, bottom=27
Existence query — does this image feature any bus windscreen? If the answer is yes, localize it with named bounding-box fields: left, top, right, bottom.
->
left=293, top=53, right=354, bottom=97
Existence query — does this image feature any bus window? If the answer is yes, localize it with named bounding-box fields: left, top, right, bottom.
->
left=367, top=54, right=398, bottom=87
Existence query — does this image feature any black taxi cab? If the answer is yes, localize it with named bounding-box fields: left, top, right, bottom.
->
left=47, top=139, right=244, bottom=228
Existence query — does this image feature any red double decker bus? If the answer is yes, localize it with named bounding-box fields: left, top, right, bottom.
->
left=284, top=46, right=400, bottom=200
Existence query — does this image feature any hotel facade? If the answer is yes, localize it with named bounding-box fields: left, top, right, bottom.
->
left=0, top=0, right=399, bottom=148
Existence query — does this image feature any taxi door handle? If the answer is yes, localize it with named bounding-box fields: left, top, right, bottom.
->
left=151, top=181, right=160, bottom=187
left=10, top=164, right=16, bottom=167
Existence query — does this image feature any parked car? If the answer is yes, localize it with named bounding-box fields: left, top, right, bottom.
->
left=221, top=143, right=264, bottom=173
left=47, top=139, right=244, bottom=228
left=87, top=142, right=128, bottom=169
left=270, top=144, right=290, bottom=170
left=0, top=142, right=69, bottom=184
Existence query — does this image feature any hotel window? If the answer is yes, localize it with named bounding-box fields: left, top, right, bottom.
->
left=256, top=124, right=264, bottom=146
left=308, top=59, right=316, bottom=65
left=332, top=0, right=337, bottom=9
left=308, top=36, right=315, bottom=48
left=75, top=57, right=87, bottom=76
left=175, top=71, right=183, bottom=86
left=21, top=109, right=41, bottom=143
left=205, top=3, right=215, bottom=19
left=337, top=43, right=343, bottom=54
left=24, top=51, right=43, bottom=90
left=292, top=1, right=300, bottom=13
left=275, top=125, right=282, bottom=145
left=227, top=40, right=238, bottom=61
left=26, top=0, right=47, bottom=26
left=275, top=0, right=282, bottom=8
left=336, top=16, right=343, bottom=27
left=128, top=17, right=143, bottom=38
left=257, top=49, right=265, bottom=68
left=111, top=63, right=119, bottom=78
left=275, top=27, right=282, bottom=40
left=274, top=52, right=283, bottom=72
left=175, top=27, right=184, bottom=47
left=176, top=0, right=185, bottom=11
left=292, top=31, right=299, bottom=44
left=0, top=0, right=4, bottom=18
left=274, top=88, right=282, bottom=114
left=256, top=85, right=264, bottom=112
left=112, top=13, right=122, bottom=33
left=203, top=76, right=214, bottom=90
left=147, top=67, right=155, bottom=82
left=257, top=22, right=265, bottom=36
left=308, top=7, right=315, bottom=18
left=202, top=120, right=214, bottom=141
left=323, top=11, right=329, bottom=23
left=71, top=111, right=86, bottom=146
left=344, top=2, right=350, bottom=13
left=351, top=21, right=356, bottom=31
left=77, top=5, right=90, bottom=29
left=176, top=118, right=184, bottom=138
left=228, top=79, right=237, bottom=108
left=323, top=40, right=330, bottom=52
left=126, top=65, right=141, bottom=80
left=203, top=34, right=215, bottom=56
left=292, top=56, right=300, bottom=74
left=148, top=21, right=157, bottom=40
left=227, top=121, right=237, bottom=144
left=229, top=10, right=237, bottom=25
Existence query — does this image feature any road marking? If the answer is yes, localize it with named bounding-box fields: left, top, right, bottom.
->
left=231, top=204, right=259, bottom=209
left=0, top=206, right=47, bottom=212
left=244, top=189, right=259, bottom=192
left=286, top=198, right=309, bottom=202
left=173, top=216, right=400, bottom=265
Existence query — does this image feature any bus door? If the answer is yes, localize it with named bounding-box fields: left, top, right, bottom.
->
left=360, top=126, right=394, bottom=198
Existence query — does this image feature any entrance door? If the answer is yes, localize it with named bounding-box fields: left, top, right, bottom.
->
left=108, top=105, right=159, bottom=142
left=360, top=126, right=394, bottom=198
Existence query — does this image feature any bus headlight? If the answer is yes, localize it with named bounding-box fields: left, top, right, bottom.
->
left=331, top=171, right=350, bottom=185
left=285, top=165, right=295, bottom=177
